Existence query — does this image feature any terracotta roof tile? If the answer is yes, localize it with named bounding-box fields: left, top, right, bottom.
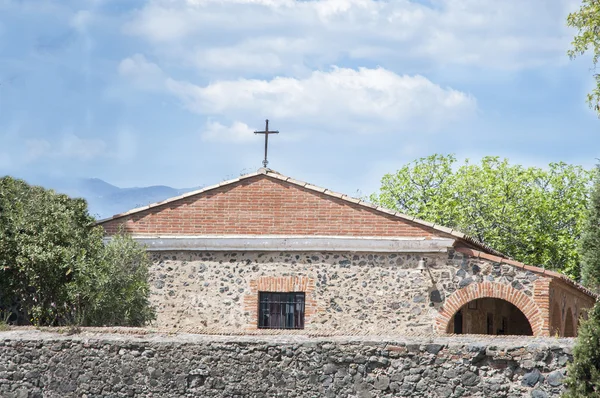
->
left=454, top=246, right=597, bottom=299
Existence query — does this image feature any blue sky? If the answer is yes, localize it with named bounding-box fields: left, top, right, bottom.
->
left=0, top=0, right=598, bottom=198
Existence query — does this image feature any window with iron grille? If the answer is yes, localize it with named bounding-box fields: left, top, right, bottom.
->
left=258, top=292, right=305, bottom=329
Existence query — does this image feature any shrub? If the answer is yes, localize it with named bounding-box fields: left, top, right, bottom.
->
left=562, top=302, right=600, bottom=397
left=0, top=176, right=155, bottom=326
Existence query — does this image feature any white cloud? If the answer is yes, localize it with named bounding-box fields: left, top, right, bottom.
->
left=118, top=53, right=166, bottom=90
left=125, top=0, right=577, bottom=72
left=193, top=37, right=312, bottom=73
left=70, top=10, right=93, bottom=32
left=201, top=120, right=255, bottom=143
left=118, top=54, right=475, bottom=137
left=164, top=66, right=476, bottom=133
left=124, top=3, right=199, bottom=42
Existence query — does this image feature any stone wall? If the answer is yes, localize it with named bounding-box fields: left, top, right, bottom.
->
left=0, top=330, right=573, bottom=398
left=147, top=249, right=548, bottom=334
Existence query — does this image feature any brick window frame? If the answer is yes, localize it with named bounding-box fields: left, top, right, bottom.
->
left=244, top=276, right=316, bottom=330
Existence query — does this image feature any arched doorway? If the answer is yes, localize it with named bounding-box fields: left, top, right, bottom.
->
left=446, top=298, right=533, bottom=336
left=435, top=281, right=544, bottom=336
left=453, top=310, right=463, bottom=334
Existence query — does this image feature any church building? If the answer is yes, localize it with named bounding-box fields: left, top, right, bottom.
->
left=97, top=168, right=596, bottom=337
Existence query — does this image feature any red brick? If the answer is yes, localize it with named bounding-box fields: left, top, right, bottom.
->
left=100, top=175, right=447, bottom=238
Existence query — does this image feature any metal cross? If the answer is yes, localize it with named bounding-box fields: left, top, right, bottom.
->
left=254, top=119, right=279, bottom=168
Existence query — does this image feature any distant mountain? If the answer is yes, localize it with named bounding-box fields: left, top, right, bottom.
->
left=41, top=177, right=199, bottom=220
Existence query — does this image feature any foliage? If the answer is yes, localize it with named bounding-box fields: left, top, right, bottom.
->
left=562, top=303, right=600, bottom=397
left=0, top=176, right=155, bottom=327
left=370, top=155, right=593, bottom=278
left=0, top=310, right=9, bottom=331
left=567, top=0, right=600, bottom=115
left=0, top=176, right=101, bottom=325
left=76, top=231, right=155, bottom=327
left=581, top=164, right=600, bottom=290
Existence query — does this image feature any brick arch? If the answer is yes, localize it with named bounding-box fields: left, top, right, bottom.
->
left=435, top=282, right=544, bottom=336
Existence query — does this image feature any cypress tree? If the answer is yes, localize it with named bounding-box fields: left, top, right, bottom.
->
left=563, top=302, right=600, bottom=397
left=564, top=165, right=600, bottom=397
left=581, top=164, right=600, bottom=290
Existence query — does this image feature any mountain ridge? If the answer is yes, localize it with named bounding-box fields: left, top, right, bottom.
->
left=36, top=177, right=200, bottom=220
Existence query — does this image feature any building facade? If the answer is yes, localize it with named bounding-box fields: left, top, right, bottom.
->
left=98, top=168, right=596, bottom=336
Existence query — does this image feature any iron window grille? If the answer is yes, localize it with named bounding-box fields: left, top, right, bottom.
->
left=258, top=292, right=305, bottom=329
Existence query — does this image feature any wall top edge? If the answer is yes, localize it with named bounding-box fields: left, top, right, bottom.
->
left=102, top=236, right=456, bottom=253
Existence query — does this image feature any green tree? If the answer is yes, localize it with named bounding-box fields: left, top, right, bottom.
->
left=567, top=0, right=600, bottom=115
left=563, top=302, right=600, bottom=397
left=371, top=155, right=592, bottom=278
left=74, top=231, right=155, bottom=326
left=0, top=176, right=155, bottom=326
left=581, top=164, right=600, bottom=290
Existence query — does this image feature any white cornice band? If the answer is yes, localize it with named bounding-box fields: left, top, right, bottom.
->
left=104, top=235, right=456, bottom=253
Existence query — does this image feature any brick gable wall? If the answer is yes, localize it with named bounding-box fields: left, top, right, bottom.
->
left=100, top=175, right=446, bottom=237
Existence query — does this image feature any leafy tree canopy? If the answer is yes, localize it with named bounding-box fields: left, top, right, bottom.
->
left=567, top=0, right=600, bottom=115
left=0, top=176, right=155, bottom=326
left=370, top=155, right=593, bottom=279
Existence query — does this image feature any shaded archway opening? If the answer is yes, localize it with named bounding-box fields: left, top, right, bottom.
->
left=446, top=298, right=533, bottom=336
left=564, top=308, right=575, bottom=337
left=550, top=302, right=561, bottom=336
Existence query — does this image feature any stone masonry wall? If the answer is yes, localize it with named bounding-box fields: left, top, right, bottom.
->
left=148, top=249, right=548, bottom=334
left=0, top=330, right=573, bottom=398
